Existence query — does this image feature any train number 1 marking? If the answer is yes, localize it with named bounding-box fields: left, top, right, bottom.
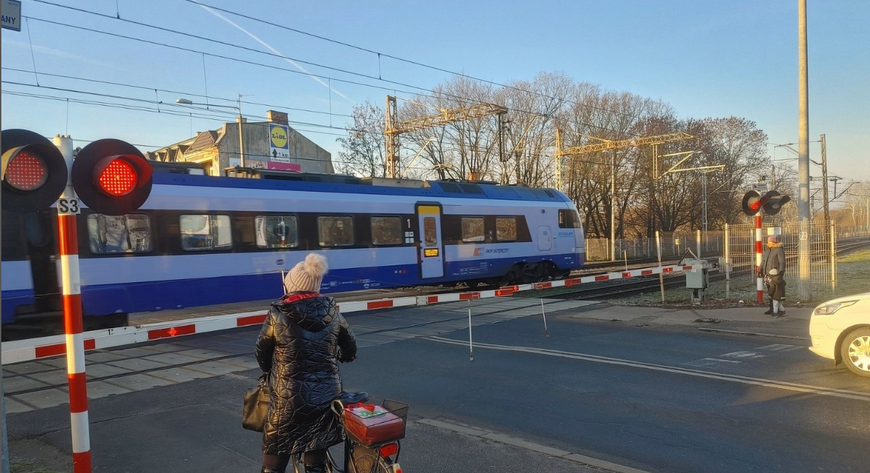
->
left=58, top=198, right=81, bottom=215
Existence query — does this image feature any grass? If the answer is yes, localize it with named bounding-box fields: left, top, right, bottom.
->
left=11, top=462, right=60, bottom=473
left=526, top=249, right=870, bottom=307
left=657, top=249, right=870, bottom=306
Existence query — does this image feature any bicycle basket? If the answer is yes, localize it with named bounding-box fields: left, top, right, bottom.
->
left=343, top=400, right=409, bottom=447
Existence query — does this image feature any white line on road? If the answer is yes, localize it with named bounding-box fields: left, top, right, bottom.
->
left=425, top=336, right=870, bottom=402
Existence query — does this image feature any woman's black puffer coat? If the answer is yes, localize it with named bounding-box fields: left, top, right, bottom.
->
left=255, top=292, right=357, bottom=455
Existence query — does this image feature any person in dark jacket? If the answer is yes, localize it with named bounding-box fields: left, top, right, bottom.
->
left=256, top=253, right=357, bottom=473
left=759, top=234, right=786, bottom=315
left=766, top=268, right=786, bottom=317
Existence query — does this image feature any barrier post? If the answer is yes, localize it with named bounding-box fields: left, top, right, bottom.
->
left=755, top=214, right=764, bottom=304
left=55, top=135, right=92, bottom=472
left=540, top=296, right=549, bottom=338
left=467, top=300, right=474, bottom=361
left=656, top=231, right=665, bottom=303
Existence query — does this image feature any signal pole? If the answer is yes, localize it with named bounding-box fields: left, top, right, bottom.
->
left=797, top=0, right=812, bottom=300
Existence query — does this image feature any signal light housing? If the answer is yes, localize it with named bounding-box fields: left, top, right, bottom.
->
left=1, top=129, right=68, bottom=213
left=763, top=191, right=791, bottom=215
left=72, top=139, right=153, bottom=215
left=742, top=189, right=791, bottom=216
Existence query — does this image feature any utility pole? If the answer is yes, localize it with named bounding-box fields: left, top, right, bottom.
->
left=820, top=134, right=830, bottom=226
left=798, top=0, right=812, bottom=300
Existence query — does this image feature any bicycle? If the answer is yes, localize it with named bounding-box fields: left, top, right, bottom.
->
left=291, top=392, right=408, bottom=473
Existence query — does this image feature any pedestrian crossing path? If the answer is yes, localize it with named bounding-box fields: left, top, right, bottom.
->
left=2, top=298, right=592, bottom=413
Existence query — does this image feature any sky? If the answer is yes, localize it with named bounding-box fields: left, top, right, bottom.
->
left=2, top=0, right=869, bottom=186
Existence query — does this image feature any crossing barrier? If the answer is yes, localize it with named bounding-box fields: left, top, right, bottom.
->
left=2, top=263, right=706, bottom=365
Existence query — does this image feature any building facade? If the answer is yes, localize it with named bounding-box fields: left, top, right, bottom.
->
left=148, top=111, right=333, bottom=176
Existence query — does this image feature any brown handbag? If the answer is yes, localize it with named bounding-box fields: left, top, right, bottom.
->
left=242, top=373, right=270, bottom=432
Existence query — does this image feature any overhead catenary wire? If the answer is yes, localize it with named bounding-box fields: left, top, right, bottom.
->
left=33, top=0, right=635, bottom=122
left=20, top=9, right=623, bottom=133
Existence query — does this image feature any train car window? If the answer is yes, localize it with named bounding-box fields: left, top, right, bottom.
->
left=558, top=209, right=581, bottom=229
left=180, top=214, right=233, bottom=251
left=318, top=216, right=354, bottom=247
left=423, top=217, right=437, bottom=246
left=371, top=216, right=402, bottom=246
left=496, top=217, right=517, bottom=242
left=255, top=216, right=298, bottom=249
left=87, top=214, right=152, bottom=254
left=461, top=217, right=485, bottom=242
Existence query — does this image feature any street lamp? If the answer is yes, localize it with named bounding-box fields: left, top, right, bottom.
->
left=176, top=95, right=246, bottom=168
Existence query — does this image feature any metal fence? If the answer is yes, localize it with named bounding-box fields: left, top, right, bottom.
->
left=585, top=231, right=726, bottom=262
left=724, top=222, right=836, bottom=287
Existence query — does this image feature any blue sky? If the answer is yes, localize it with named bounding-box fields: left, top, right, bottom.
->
left=2, top=0, right=868, bottom=183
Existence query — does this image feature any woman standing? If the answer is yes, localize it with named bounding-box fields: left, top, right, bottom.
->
left=256, top=253, right=357, bottom=473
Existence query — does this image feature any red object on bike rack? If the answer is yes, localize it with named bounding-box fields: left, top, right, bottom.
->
left=343, top=403, right=406, bottom=447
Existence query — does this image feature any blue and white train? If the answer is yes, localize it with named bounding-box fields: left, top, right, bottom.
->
left=1, top=166, right=585, bottom=330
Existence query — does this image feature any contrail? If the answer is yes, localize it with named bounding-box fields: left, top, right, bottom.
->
left=196, top=3, right=350, bottom=100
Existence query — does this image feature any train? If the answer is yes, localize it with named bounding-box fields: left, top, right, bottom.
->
left=1, top=165, right=586, bottom=334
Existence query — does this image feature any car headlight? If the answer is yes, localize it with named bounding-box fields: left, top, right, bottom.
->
left=813, top=300, right=858, bottom=316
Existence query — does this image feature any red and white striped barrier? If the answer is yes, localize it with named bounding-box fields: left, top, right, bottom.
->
left=2, top=263, right=707, bottom=366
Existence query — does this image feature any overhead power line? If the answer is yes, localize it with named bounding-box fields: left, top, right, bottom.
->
left=27, top=1, right=631, bottom=128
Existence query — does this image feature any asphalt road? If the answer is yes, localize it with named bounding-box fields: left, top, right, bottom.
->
left=5, top=300, right=870, bottom=472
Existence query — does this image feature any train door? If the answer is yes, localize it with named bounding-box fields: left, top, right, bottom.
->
left=537, top=226, right=552, bottom=251
left=416, top=203, right=444, bottom=279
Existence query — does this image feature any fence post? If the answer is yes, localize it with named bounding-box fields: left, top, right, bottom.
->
left=724, top=224, right=731, bottom=299
left=831, top=221, right=837, bottom=294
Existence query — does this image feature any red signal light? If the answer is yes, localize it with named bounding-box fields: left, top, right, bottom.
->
left=2, top=130, right=68, bottom=213
left=72, top=139, right=153, bottom=215
left=5, top=149, right=48, bottom=191
left=98, top=158, right=138, bottom=196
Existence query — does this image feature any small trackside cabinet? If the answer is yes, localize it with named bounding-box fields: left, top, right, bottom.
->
left=685, top=259, right=708, bottom=289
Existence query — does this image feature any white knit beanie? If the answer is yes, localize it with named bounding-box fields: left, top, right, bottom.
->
left=284, top=253, right=328, bottom=293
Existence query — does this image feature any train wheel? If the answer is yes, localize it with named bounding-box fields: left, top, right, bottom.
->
left=500, top=267, right=520, bottom=286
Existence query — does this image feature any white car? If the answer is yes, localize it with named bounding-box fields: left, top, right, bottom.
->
left=809, top=292, right=870, bottom=377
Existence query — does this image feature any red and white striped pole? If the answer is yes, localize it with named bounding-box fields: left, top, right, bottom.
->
left=54, top=135, right=92, bottom=472
left=755, top=214, right=764, bottom=304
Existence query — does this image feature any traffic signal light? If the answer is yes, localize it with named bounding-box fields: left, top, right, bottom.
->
left=2, top=129, right=68, bottom=213
left=71, top=138, right=153, bottom=215
left=742, top=190, right=762, bottom=215
left=742, top=189, right=791, bottom=216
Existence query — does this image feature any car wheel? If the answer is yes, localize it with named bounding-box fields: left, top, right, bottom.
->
left=840, top=328, right=870, bottom=377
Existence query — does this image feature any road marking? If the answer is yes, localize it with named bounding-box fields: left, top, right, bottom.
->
left=756, top=343, right=804, bottom=352
left=718, top=350, right=765, bottom=360
left=425, top=336, right=870, bottom=402
left=417, top=418, right=653, bottom=473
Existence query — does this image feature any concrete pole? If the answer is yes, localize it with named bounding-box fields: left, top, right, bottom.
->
left=797, top=0, right=812, bottom=300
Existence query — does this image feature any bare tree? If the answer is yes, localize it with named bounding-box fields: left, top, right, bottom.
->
left=335, top=101, right=386, bottom=177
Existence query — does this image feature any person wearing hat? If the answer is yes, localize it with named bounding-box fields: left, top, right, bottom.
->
left=759, top=234, right=786, bottom=316
left=256, top=253, right=357, bottom=473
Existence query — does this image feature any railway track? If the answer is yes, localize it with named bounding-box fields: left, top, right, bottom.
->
left=5, top=239, right=869, bottom=341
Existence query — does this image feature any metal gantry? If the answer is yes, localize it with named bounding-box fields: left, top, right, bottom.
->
left=384, top=95, right=507, bottom=179
left=554, top=129, right=695, bottom=260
